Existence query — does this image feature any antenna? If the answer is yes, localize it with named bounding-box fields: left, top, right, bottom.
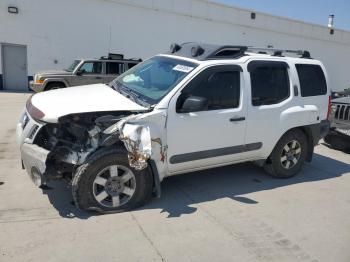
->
left=108, top=25, right=112, bottom=53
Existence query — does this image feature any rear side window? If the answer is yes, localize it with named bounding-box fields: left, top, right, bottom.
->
left=106, top=62, right=124, bottom=75
left=296, top=64, right=327, bottom=97
left=249, top=61, right=290, bottom=106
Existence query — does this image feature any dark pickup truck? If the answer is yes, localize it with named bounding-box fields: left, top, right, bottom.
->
left=325, top=97, right=350, bottom=151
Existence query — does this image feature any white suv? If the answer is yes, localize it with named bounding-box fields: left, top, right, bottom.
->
left=17, top=43, right=330, bottom=213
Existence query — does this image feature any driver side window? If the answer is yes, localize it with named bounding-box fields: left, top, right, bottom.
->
left=177, top=65, right=241, bottom=112
left=79, top=62, right=102, bottom=74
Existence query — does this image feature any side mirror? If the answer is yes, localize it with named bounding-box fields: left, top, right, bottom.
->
left=179, top=96, right=208, bottom=113
left=76, top=69, right=85, bottom=76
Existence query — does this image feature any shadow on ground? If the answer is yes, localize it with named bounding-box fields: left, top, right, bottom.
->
left=43, top=153, right=350, bottom=219
left=321, top=142, right=350, bottom=154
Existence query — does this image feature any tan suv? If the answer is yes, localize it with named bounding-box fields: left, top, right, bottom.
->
left=29, top=54, right=141, bottom=92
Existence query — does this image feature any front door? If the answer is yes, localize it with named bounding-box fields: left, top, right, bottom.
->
left=72, top=61, right=103, bottom=86
left=2, top=44, right=28, bottom=91
left=166, top=65, right=250, bottom=173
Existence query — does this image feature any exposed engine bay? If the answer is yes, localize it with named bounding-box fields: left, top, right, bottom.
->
left=32, top=111, right=146, bottom=182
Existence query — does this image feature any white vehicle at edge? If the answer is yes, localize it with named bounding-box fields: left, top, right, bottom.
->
left=17, top=43, right=331, bottom=213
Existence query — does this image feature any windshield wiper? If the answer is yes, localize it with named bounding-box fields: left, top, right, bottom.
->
left=112, top=81, right=150, bottom=108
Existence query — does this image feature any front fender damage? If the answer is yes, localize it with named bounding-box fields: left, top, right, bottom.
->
left=119, top=123, right=152, bottom=170
left=105, top=114, right=167, bottom=173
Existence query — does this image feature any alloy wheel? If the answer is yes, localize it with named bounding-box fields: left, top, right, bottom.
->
left=92, top=165, right=136, bottom=208
left=280, top=140, right=302, bottom=169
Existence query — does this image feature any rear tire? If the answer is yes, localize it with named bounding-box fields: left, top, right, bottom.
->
left=72, top=147, right=153, bottom=213
left=264, top=129, right=308, bottom=178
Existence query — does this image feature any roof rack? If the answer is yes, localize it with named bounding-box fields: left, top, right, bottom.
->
left=99, top=53, right=142, bottom=62
left=247, top=47, right=312, bottom=58
left=168, top=43, right=247, bottom=60
left=168, top=43, right=312, bottom=60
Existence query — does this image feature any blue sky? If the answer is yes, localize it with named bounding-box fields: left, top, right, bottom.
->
left=214, top=0, right=350, bottom=31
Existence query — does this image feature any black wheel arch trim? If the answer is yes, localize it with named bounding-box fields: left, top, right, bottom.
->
left=149, top=160, right=162, bottom=198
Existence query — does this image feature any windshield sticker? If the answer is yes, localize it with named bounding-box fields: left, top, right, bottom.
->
left=173, top=65, right=194, bottom=73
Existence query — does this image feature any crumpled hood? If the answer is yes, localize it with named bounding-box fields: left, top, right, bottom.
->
left=30, top=84, right=148, bottom=123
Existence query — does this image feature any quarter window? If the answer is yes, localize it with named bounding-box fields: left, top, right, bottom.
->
left=79, top=62, right=102, bottom=74
left=249, top=61, right=290, bottom=106
left=178, top=66, right=241, bottom=111
left=106, top=62, right=124, bottom=75
left=296, top=64, right=327, bottom=97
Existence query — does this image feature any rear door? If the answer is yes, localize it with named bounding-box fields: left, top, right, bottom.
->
left=244, top=60, right=294, bottom=159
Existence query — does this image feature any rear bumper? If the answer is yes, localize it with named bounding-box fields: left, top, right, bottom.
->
left=21, top=143, right=50, bottom=186
left=307, top=120, right=330, bottom=148
left=319, top=119, right=331, bottom=139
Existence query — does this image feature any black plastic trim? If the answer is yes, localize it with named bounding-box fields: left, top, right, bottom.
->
left=149, top=160, right=161, bottom=198
left=169, top=142, right=262, bottom=164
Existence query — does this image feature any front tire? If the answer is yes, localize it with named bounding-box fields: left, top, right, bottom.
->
left=72, top=148, right=153, bottom=213
left=264, top=129, right=308, bottom=178
left=45, top=82, right=65, bottom=91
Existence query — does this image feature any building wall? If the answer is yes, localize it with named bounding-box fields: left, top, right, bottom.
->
left=0, top=0, right=350, bottom=91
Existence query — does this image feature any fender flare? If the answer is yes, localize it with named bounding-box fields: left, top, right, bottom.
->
left=272, top=123, right=325, bottom=163
left=43, top=78, right=69, bottom=90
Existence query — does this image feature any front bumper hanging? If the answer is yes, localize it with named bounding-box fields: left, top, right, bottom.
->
left=21, top=143, right=50, bottom=186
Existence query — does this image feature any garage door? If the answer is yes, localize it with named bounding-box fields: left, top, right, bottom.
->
left=1, top=44, right=28, bottom=91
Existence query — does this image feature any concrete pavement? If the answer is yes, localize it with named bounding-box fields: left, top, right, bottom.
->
left=0, top=92, right=349, bottom=262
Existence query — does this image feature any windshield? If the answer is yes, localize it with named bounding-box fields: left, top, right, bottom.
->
left=65, top=60, right=81, bottom=72
left=112, top=56, right=198, bottom=105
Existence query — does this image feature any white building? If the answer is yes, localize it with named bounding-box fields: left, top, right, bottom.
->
left=1, top=0, right=349, bottom=91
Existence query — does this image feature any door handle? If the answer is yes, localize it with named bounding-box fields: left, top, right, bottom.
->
left=95, top=76, right=102, bottom=79
left=230, top=117, right=245, bottom=122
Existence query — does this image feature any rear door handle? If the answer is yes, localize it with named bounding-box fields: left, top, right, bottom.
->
left=230, top=117, right=246, bottom=122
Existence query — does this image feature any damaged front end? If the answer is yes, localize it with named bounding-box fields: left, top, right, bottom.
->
left=24, top=109, right=167, bottom=187
left=27, top=112, right=134, bottom=185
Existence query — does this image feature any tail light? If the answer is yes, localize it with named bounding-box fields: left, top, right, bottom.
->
left=327, top=96, right=332, bottom=120
left=26, top=95, right=45, bottom=121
